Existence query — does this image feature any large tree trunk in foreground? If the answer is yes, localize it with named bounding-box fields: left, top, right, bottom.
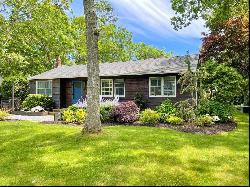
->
left=83, top=0, right=101, bottom=133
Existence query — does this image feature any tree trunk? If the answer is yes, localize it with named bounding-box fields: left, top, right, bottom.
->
left=83, top=0, right=101, bottom=133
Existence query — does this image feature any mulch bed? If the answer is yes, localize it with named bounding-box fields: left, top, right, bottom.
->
left=40, top=121, right=79, bottom=126
left=103, top=121, right=238, bottom=135
left=157, top=122, right=237, bottom=135
left=37, top=120, right=238, bottom=135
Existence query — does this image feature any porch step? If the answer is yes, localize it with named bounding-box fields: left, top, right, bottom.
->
left=48, top=112, right=57, bottom=115
left=52, top=108, right=67, bottom=113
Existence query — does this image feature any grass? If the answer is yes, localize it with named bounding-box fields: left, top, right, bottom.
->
left=0, top=112, right=249, bottom=186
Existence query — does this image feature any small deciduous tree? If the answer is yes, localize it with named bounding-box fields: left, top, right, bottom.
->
left=178, top=53, right=198, bottom=107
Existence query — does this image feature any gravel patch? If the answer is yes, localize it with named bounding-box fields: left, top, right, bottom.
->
left=7, top=115, right=54, bottom=122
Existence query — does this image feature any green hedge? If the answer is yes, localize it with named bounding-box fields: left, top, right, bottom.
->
left=22, top=94, right=54, bottom=111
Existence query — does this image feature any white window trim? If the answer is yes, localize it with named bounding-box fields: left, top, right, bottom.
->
left=114, top=79, right=125, bottom=98
left=36, top=80, right=52, bottom=97
left=149, top=76, right=176, bottom=97
left=101, top=79, right=113, bottom=97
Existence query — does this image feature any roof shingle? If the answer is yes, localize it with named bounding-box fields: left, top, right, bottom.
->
left=29, top=55, right=199, bottom=80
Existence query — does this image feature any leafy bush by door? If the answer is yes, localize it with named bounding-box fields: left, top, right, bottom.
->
left=62, top=106, right=87, bottom=124
left=22, top=94, right=54, bottom=111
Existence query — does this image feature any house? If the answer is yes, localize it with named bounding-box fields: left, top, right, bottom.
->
left=28, top=55, right=199, bottom=109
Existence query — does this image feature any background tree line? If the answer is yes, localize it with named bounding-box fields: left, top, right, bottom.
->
left=0, top=0, right=170, bottom=100
left=171, top=0, right=249, bottom=105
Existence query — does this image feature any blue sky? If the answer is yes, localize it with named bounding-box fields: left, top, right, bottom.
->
left=70, top=0, right=207, bottom=55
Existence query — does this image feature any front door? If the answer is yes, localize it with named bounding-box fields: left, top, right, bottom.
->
left=72, top=80, right=83, bottom=104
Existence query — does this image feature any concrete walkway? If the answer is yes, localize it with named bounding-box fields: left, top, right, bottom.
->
left=7, top=115, right=54, bottom=122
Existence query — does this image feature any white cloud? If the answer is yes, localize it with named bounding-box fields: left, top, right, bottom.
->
left=108, top=0, right=208, bottom=40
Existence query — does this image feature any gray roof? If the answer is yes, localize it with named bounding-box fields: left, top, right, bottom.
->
left=29, top=55, right=199, bottom=80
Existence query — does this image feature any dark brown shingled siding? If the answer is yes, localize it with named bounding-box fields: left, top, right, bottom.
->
left=30, top=74, right=192, bottom=108
left=117, top=74, right=191, bottom=108
left=29, top=80, right=36, bottom=94
left=52, top=79, right=60, bottom=109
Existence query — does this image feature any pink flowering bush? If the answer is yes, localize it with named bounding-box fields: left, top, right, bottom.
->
left=112, top=101, right=140, bottom=123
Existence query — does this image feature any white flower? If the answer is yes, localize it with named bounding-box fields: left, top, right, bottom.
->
left=212, top=116, right=220, bottom=122
left=31, top=106, right=45, bottom=112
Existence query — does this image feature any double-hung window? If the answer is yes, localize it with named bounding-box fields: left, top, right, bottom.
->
left=114, top=79, right=125, bottom=97
left=149, top=77, right=162, bottom=96
left=101, top=79, right=125, bottom=97
left=101, top=79, right=113, bottom=97
left=163, top=77, right=176, bottom=96
left=149, top=76, right=176, bottom=97
left=36, top=80, right=52, bottom=97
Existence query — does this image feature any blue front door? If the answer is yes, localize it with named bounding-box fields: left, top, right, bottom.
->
left=72, top=81, right=83, bottom=104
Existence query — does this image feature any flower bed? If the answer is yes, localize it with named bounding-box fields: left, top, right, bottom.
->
left=58, top=98, right=238, bottom=135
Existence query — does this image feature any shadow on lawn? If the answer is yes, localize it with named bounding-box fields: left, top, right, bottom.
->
left=0, top=113, right=248, bottom=185
left=1, top=131, right=191, bottom=185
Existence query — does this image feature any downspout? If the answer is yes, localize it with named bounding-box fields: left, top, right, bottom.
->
left=195, top=71, right=198, bottom=107
left=195, top=75, right=198, bottom=106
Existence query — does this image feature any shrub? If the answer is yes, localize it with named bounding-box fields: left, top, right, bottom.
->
left=100, top=105, right=113, bottom=123
left=194, top=115, right=214, bottom=127
left=156, top=99, right=176, bottom=116
left=22, top=94, right=54, bottom=111
left=62, top=108, right=75, bottom=123
left=112, top=101, right=140, bottom=123
left=0, top=110, right=9, bottom=121
left=197, top=100, right=235, bottom=122
left=67, top=105, right=79, bottom=112
left=175, top=99, right=196, bottom=122
left=163, top=114, right=184, bottom=125
left=199, top=61, right=245, bottom=105
left=139, top=109, right=160, bottom=125
left=75, top=109, right=87, bottom=123
left=62, top=106, right=87, bottom=124
left=134, top=93, right=147, bottom=110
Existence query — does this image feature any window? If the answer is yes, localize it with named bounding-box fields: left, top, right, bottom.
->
left=101, top=79, right=113, bottom=97
left=114, top=79, right=125, bottom=97
left=163, top=77, right=176, bottom=96
left=150, top=77, right=162, bottom=96
left=149, top=76, right=176, bottom=97
left=36, top=80, right=52, bottom=97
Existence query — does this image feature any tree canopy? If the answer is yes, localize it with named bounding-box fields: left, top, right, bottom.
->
left=200, top=14, right=249, bottom=77
left=0, top=0, right=170, bottom=78
left=171, top=0, right=249, bottom=30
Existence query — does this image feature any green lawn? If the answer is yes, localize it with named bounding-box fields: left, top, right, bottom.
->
left=0, top=112, right=249, bottom=186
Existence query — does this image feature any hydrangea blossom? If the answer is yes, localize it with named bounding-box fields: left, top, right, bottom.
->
left=73, top=96, right=119, bottom=108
